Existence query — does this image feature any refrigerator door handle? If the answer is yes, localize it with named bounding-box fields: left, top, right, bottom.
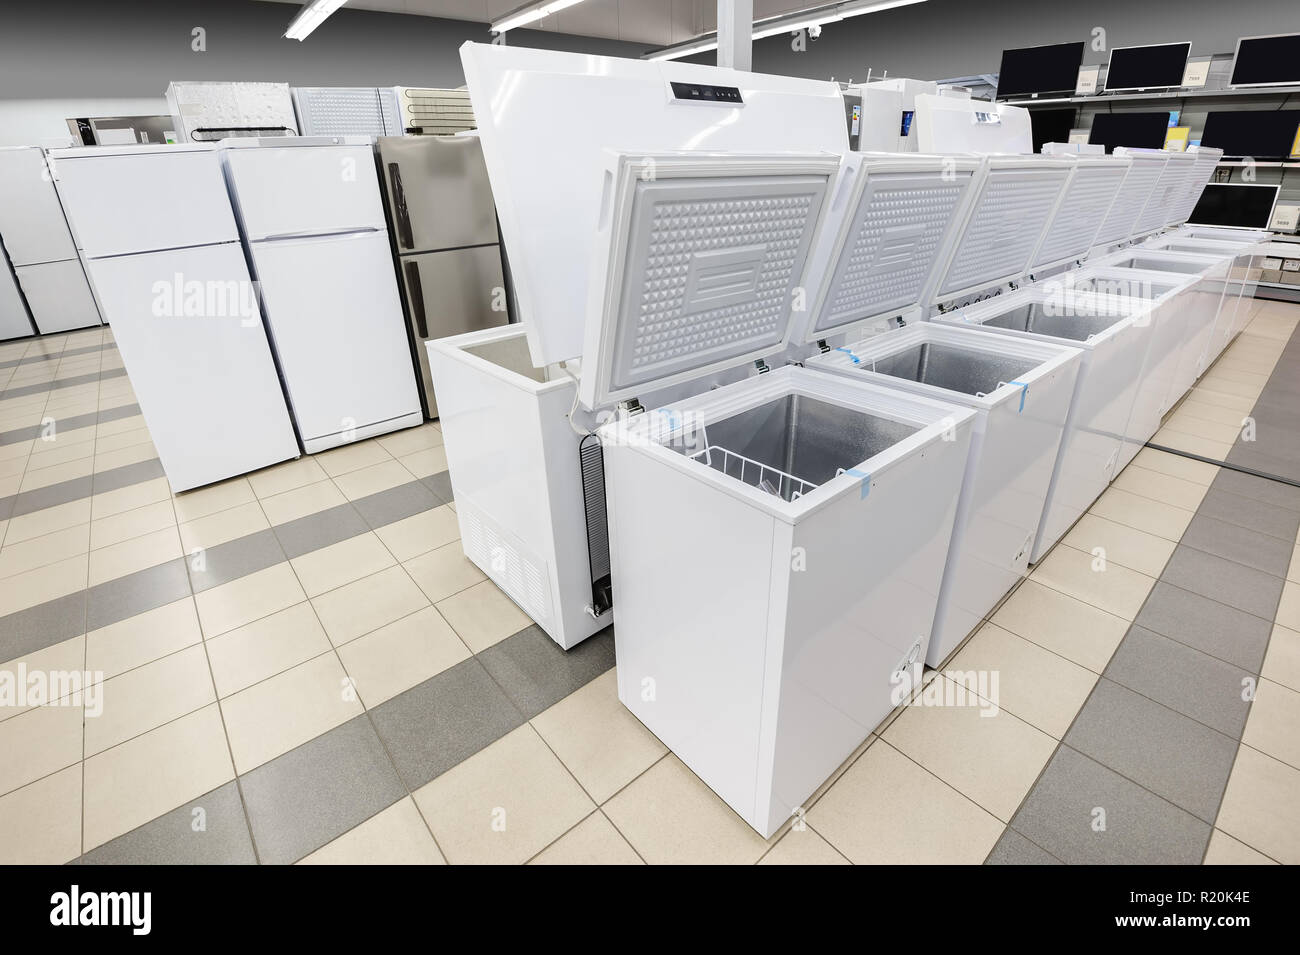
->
left=405, top=261, right=428, bottom=339
left=259, top=227, right=383, bottom=242
left=388, top=162, right=414, bottom=250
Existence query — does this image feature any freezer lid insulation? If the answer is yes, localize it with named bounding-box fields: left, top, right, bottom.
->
left=1132, top=151, right=1197, bottom=237
left=1092, top=151, right=1168, bottom=247
left=1030, top=158, right=1131, bottom=272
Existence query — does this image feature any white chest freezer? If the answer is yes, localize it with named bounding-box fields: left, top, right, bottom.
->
left=1143, top=234, right=1264, bottom=361
left=586, top=153, right=976, bottom=838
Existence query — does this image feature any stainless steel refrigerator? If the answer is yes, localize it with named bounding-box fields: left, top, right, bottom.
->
left=375, top=134, right=509, bottom=418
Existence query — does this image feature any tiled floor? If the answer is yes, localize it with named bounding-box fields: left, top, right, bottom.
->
left=1, top=299, right=1298, bottom=865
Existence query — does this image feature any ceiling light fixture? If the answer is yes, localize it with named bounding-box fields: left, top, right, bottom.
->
left=284, top=0, right=350, bottom=41
left=491, top=0, right=589, bottom=34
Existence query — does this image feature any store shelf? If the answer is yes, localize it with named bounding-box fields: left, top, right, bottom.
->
left=1004, top=84, right=1300, bottom=106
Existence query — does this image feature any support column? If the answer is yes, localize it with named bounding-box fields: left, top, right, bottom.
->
left=716, top=0, right=753, bottom=72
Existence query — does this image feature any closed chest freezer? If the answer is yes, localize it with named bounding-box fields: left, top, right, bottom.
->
left=586, top=153, right=976, bottom=838
left=1144, top=234, right=1264, bottom=359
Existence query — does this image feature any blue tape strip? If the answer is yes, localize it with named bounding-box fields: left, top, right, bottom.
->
left=845, top=467, right=871, bottom=499
left=835, top=346, right=862, bottom=365
left=1009, top=380, right=1029, bottom=413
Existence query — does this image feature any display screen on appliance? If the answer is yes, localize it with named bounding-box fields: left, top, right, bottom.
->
left=900, top=110, right=915, bottom=136
left=1231, top=33, right=1300, bottom=88
left=1200, top=109, right=1300, bottom=159
left=1088, top=111, right=1170, bottom=153
left=995, top=41, right=1087, bottom=99
left=1189, top=183, right=1280, bottom=229
left=669, top=82, right=743, bottom=103
left=1104, top=42, right=1191, bottom=91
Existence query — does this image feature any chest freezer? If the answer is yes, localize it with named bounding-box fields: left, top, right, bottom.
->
left=583, top=153, right=976, bottom=838
left=934, top=286, right=1154, bottom=562
left=1143, top=234, right=1264, bottom=360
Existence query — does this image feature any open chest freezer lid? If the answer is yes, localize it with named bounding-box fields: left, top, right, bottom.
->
left=577, top=152, right=839, bottom=412
left=799, top=153, right=982, bottom=344
left=1028, top=155, right=1132, bottom=273
left=925, top=155, right=1073, bottom=306
left=1130, top=150, right=1197, bottom=238
left=1166, top=146, right=1224, bottom=227
left=1090, top=149, right=1169, bottom=248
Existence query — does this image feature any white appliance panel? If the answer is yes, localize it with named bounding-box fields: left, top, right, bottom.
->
left=0, top=147, right=79, bottom=266
left=16, top=260, right=102, bottom=333
left=0, top=262, right=33, bottom=340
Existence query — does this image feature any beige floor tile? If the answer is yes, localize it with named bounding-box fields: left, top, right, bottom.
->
left=83, top=704, right=235, bottom=851
left=3, top=498, right=91, bottom=544
left=397, top=446, right=448, bottom=479
left=530, top=811, right=643, bottom=865
left=759, top=824, right=850, bottom=865
left=883, top=677, right=1058, bottom=822
left=94, top=425, right=152, bottom=454
left=602, top=755, right=770, bottom=864
left=1263, top=625, right=1300, bottom=694
left=259, top=479, right=346, bottom=526
left=26, top=436, right=94, bottom=470
left=376, top=424, right=442, bottom=459
left=171, top=477, right=255, bottom=523
left=313, top=439, right=392, bottom=478
left=94, top=441, right=158, bottom=473
left=1242, top=678, right=1300, bottom=770
left=1277, top=581, right=1300, bottom=633
left=1193, top=374, right=1259, bottom=400
left=331, top=459, right=414, bottom=500
left=948, top=623, right=1097, bottom=739
left=177, top=500, right=269, bottom=552
left=808, top=741, right=1004, bottom=863
left=88, top=525, right=183, bottom=586
left=247, top=456, right=327, bottom=498
left=205, top=601, right=332, bottom=698
left=530, top=669, right=667, bottom=803
left=1061, top=512, right=1177, bottom=578
left=1215, top=746, right=1300, bottom=865
left=436, top=580, right=531, bottom=653
left=1031, top=543, right=1155, bottom=621
left=194, top=562, right=306, bottom=638
left=403, top=541, right=485, bottom=604
left=20, top=455, right=93, bottom=492
left=1203, top=829, right=1277, bottom=865
left=0, top=553, right=87, bottom=616
left=290, top=532, right=395, bottom=598
left=0, top=523, right=90, bottom=578
left=1288, top=546, right=1299, bottom=585
left=1151, top=428, right=1233, bottom=461
left=0, top=702, right=84, bottom=796
left=1090, top=486, right=1196, bottom=542
left=413, top=725, right=595, bottom=865
left=0, top=635, right=85, bottom=722
left=337, top=606, right=469, bottom=707
left=220, top=652, right=362, bottom=774
left=0, top=764, right=81, bottom=864
left=310, top=564, right=429, bottom=646
left=1174, top=399, right=1254, bottom=430
left=374, top=504, right=459, bottom=562
left=85, top=643, right=215, bottom=756
left=89, top=499, right=175, bottom=550
left=299, top=797, right=446, bottom=865
left=85, top=597, right=202, bottom=682
left=1111, top=465, right=1210, bottom=512
left=90, top=477, right=170, bottom=521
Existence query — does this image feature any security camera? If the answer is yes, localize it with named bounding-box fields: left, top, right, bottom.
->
left=808, top=24, right=822, bottom=39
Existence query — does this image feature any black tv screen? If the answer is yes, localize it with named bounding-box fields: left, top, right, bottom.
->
left=1105, top=42, right=1190, bottom=91
left=1029, top=107, right=1077, bottom=153
left=996, top=41, right=1086, bottom=99
left=1189, top=184, right=1278, bottom=228
left=1231, top=34, right=1300, bottom=87
left=1088, top=112, right=1170, bottom=153
left=1201, top=110, right=1300, bottom=159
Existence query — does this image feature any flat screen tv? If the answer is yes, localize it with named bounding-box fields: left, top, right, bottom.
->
left=1029, top=107, right=1077, bottom=153
left=1230, top=33, right=1300, bottom=88
left=1188, top=183, right=1279, bottom=228
left=996, top=41, right=1086, bottom=99
left=1104, top=42, right=1191, bottom=92
left=1200, top=109, right=1300, bottom=159
left=1088, top=111, right=1170, bottom=153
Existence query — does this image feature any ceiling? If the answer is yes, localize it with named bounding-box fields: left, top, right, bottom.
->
left=258, top=1, right=836, bottom=47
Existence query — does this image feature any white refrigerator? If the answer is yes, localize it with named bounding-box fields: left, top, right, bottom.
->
left=222, top=137, right=422, bottom=453
left=0, top=247, right=34, bottom=341
left=0, top=146, right=102, bottom=333
left=48, top=143, right=299, bottom=492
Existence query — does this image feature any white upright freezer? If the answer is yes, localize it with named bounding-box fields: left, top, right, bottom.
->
left=49, top=143, right=299, bottom=492
left=0, top=146, right=102, bottom=333
left=0, top=247, right=34, bottom=341
left=585, top=153, right=976, bottom=837
left=222, top=137, right=422, bottom=453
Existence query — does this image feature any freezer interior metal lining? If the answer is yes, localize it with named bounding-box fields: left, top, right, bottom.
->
left=676, top=394, right=918, bottom=502
left=974, top=303, right=1127, bottom=341
left=1068, top=275, right=1180, bottom=298
left=863, top=342, right=1039, bottom=397
left=1111, top=256, right=1207, bottom=275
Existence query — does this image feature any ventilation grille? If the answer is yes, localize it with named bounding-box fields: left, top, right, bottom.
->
left=816, top=171, right=974, bottom=333
left=398, top=88, right=476, bottom=135
left=1033, top=165, right=1129, bottom=269
left=579, top=433, right=611, bottom=616
left=939, top=168, right=1068, bottom=297
left=459, top=499, right=551, bottom=626
left=1094, top=160, right=1164, bottom=245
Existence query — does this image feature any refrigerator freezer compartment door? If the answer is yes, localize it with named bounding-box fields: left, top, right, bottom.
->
left=0, top=261, right=34, bottom=340
left=377, top=135, right=499, bottom=252
left=16, top=260, right=101, bottom=333
left=0, top=146, right=79, bottom=265
left=85, top=243, right=298, bottom=491
left=250, top=230, right=421, bottom=447
left=51, top=148, right=239, bottom=256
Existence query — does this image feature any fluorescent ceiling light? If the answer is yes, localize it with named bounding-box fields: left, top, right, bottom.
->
left=284, top=0, right=349, bottom=41
left=492, top=0, right=588, bottom=34
left=645, top=0, right=927, bottom=61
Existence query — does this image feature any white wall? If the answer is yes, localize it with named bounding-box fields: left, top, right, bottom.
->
left=0, top=98, right=171, bottom=148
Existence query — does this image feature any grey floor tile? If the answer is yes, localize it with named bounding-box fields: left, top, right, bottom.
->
left=81, top=781, right=256, bottom=865
left=1223, top=447, right=1300, bottom=486
left=9, top=475, right=94, bottom=518
left=1160, top=546, right=1285, bottom=621
left=187, top=528, right=287, bottom=593
left=984, top=828, right=1062, bottom=865
left=92, top=457, right=165, bottom=495
left=369, top=657, right=525, bottom=791
left=95, top=402, right=141, bottom=425
left=272, top=502, right=369, bottom=560
left=1211, top=469, right=1300, bottom=514
left=1065, top=680, right=1239, bottom=822
left=0, top=591, right=87, bottom=663
left=351, top=479, right=440, bottom=531
left=1180, top=513, right=1295, bottom=578
left=1136, top=581, right=1273, bottom=673
left=422, top=470, right=453, bottom=504
left=1105, top=626, right=1253, bottom=739
left=477, top=625, right=616, bottom=720
left=1197, top=487, right=1300, bottom=542
left=240, top=715, right=406, bottom=865
left=1009, top=746, right=1211, bottom=864
left=2, top=368, right=115, bottom=399
left=86, top=557, right=192, bottom=632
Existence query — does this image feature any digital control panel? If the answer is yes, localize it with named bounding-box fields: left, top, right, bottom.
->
left=670, top=82, right=744, bottom=104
